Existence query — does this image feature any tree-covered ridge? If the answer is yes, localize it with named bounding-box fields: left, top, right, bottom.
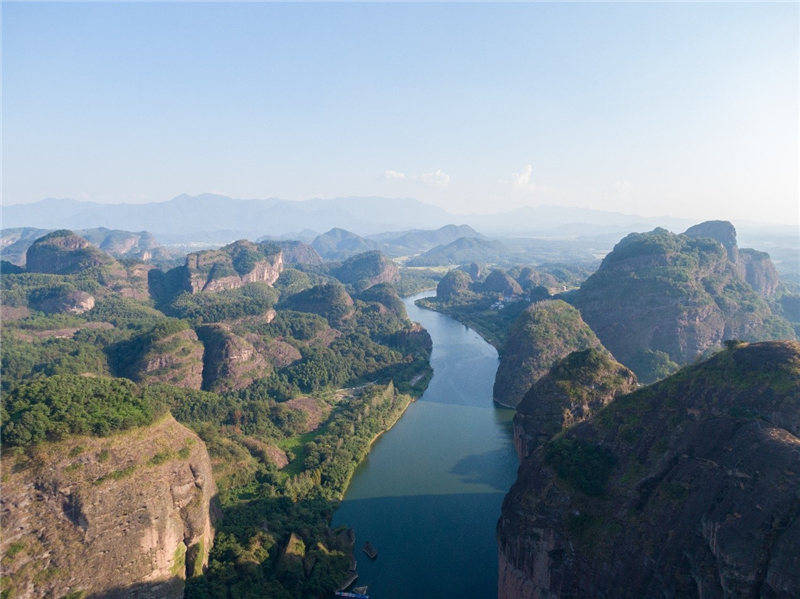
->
left=1, top=374, right=168, bottom=448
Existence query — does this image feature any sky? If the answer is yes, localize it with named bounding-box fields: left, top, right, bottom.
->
left=2, top=2, right=798, bottom=225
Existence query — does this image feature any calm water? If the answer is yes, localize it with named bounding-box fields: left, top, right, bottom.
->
left=332, top=291, right=518, bottom=598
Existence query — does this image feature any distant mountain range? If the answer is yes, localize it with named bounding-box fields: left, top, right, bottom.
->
left=4, top=194, right=702, bottom=241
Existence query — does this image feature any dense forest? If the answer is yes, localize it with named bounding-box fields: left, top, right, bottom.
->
left=0, top=236, right=433, bottom=597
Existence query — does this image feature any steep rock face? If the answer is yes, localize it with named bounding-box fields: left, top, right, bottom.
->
left=493, top=300, right=605, bottom=408
left=332, top=250, right=399, bottom=292
left=513, top=349, right=636, bottom=459
left=498, top=341, right=800, bottom=599
left=436, top=269, right=473, bottom=300
left=285, top=283, right=355, bottom=325
left=198, top=324, right=269, bottom=392
left=570, top=223, right=794, bottom=383
left=126, top=327, right=205, bottom=389
left=684, top=219, right=738, bottom=260
left=483, top=269, right=523, bottom=296
left=25, top=230, right=118, bottom=275
left=737, top=248, right=780, bottom=297
left=186, top=241, right=283, bottom=293
left=0, top=415, right=216, bottom=599
left=166, top=240, right=283, bottom=295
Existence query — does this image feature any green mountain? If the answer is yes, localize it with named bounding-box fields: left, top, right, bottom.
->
left=493, top=300, right=606, bottom=407
left=570, top=221, right=795, bottom=383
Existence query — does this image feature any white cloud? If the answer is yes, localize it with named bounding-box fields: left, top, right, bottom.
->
left=382, top=168, right=450, bottom=188
left=511, top=164, right=534, bottom=189
left=416, top=169, right=450, bottom=188
left=383, top=169, right=407, bottom=181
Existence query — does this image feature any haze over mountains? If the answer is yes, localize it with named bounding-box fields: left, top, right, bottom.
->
left=4, top=194, right=706, bottom=241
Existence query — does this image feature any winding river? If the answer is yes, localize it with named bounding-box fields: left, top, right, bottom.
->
left=332, top=291, right=518, bottom=598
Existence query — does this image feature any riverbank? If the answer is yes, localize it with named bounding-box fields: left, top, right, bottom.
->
left=331, top=291, right=518, bottom=598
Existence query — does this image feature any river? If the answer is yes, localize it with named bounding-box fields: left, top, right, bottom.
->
left=332, top=291, right=518, bottom=598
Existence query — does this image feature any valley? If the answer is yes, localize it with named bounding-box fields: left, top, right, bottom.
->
left=1, top=216, right=799, bottom=599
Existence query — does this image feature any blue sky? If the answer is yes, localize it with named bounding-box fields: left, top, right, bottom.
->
left=2, top=2, right=798, bottom=224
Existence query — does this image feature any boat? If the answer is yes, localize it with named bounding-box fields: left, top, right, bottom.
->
left=362, top=541, right=378, bottom=559
left=353, top=587, right=368, bottom=594
left=334, top=592, right=369, bottom=599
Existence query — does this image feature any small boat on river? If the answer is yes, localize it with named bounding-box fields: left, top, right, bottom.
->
left=362, top=541, right=378, bottom=559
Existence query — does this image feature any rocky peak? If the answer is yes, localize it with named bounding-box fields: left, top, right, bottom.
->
left=571, top=225, right=794, bottom=383
left=684, top=220, right=738, bottom=260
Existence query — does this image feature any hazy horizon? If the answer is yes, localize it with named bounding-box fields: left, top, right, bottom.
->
left=3, top=2, right=798, bottom=226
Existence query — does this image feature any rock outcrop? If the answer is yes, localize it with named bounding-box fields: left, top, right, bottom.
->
left=570, top=222, right=795, bottom=383
left=737, top=248, right=781, bottom=297
left=123, top=325, right=205, bottom=390
left=513, top=348, right=637, bottom=459
left=493, top=300, right=606, bottom=408
left=182, top=240, right=284, bottom=294
left=197, top=324, right=269, bottom=392
left=498, top=341, right=800, bottom=599
left=0, top=415, right=217, bottom=599
left=25, top=230, right=118, bottom=275
left=332, top=250, right=399, bottom=292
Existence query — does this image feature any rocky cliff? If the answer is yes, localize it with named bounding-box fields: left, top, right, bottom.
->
left=498, top=341, right=800, bottom=599
left=570, top=222, right=795, bottom=383
left=493, top=300, right=606, bottom=408
left=513, top=348, right=637, bottom=459
left=1, top=415, right=216, bottom=599
left=183, top=240, right=283, bottom=293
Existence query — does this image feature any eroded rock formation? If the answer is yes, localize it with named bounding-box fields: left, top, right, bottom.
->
left=0, top=415, right=217, bottom=599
